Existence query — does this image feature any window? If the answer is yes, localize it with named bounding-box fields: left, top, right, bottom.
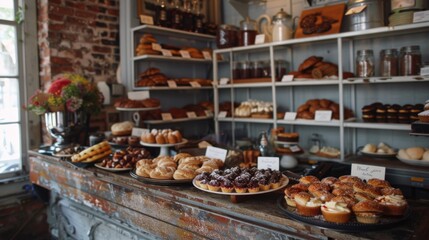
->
left=0, top=0, right=38, bottom=178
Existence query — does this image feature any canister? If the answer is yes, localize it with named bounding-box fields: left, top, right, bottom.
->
left=399, top=45, right=422, bottom=76
left=380, top=49, right=398, bottom=77
left=343, top=0, right=385, bottom=32
left=356, top=49, right=375, bottom=77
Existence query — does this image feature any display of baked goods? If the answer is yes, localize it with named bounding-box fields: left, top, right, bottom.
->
left=71, top=141, right=112, bottom=163
left=135, top=153, right=224, bottom=180
left=239, top=149, right=260, bottom=168
left=111, top=121, right=135, bottom=136
left=219, top=101, right=239, bottom=117
left=418, top=110, right=429, bottom=122
left=288, top=56, right=354, bottom=80
left=140, top=129, right=184, bottom=144
left=98, top=147, right=151, bottom=169
left=234, top=100, right=273, bottom=118
left=114, top=97, right=161, bottom=109
left=135, top=67, right=212, bottom=87
left=361, top=142, right=396, bottom=156
left=397, top=147, right=429, bottom=161
left=309, top=146, right=340, bottom=158
left=108, top=135, right=141, bottom=147
left=138, top=101, right=214, bottom=121
left=283, top=175, right=408, bottom=224
left=135, top=34, right=161, bottom=56
left=361, top=102, right=423, bottom=124
left=296, top=99, right=353, bottom=120
left=194, top=167, right=287, bottom=194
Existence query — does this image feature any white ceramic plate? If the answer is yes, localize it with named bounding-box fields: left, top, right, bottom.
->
left=94, top=163, right=132, bottom=172
left=396, top=156, right=429, bottom=167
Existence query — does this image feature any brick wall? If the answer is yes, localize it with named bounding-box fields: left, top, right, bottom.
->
left=37, top=0, right=120, bottom=85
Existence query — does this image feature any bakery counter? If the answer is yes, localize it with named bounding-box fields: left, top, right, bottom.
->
left=29, top=151, right=429, bottom=240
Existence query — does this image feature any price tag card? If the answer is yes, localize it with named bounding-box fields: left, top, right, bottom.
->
left=281, top=75, right=294, bottom=82
left=345, top=5, right=367, bottom=15
left=189, top=81, right=201, bottom=88
left=132, top=127, right=149, bottom=137
left=205, top=110, right=213, bottom=117
left=128, top=91, right=149, bottom=100
left=255, top=34, right=266, bottom=44
left=257, top=157, right=280, bottom=170
left=284, top=112, right=297, bottom=120
left=179, top=50, right=191, bottom=58
left=205, top=146, right=227, bottom=161
left=315, top=110, right=332, bottom=121
left=161, top=113, right=173, bottom=121
left=219, top=78, right=229, bottom=85
left=140, top=15, right=154, bottom=25
left=289, top=145, right=301, bottom=153
left=218, top=111, right=227, bottom=118
left=186, top=111, right=197, bottom=118
left=202, top=51, right=212, bottom=60
left=167, top=80, right=177, bottom=88
left=161, top=49, right=172, bottom=57
left=151, top=43, right=162, bottom=51
left=351, top=164, right=386, bottom=181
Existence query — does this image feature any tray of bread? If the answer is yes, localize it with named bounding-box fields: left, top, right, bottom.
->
left=359, top=143, right=397, bottom=158
left=280, top=175, right=409, bottom=232
left=130, top=153, right=224, bottom=185
left=140, top=129, right=186, bottom=146
left=193, top=167, right=289, bottom=196
left=397, top=147, right=429, bottom=166
left=114, top=98, right=160, bottom=111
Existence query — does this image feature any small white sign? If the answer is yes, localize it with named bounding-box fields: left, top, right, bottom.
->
left=128, top=91, right=149, bottom=100
left=186, top=111, right=197, bottom=118
left=205, top=110, right=213, bottom=117
left=218, top=111, right=227, bottom=118
left=257, top=157, right=280, bottom=170
left=255, top=34, right=266, bottom=44
left=180, top=50, right=191, bottom=58
left=132, top=127, right=149, bottom=137
left=284, top=112, right=297, bottom=120
left=167, top=80, right=177, bottom=88
left=351, top=163, right=386, bottom=181
left=161, top=113, right=173, bottom=120
left=139, top=15, right=154, bottom=25
left=205, top=146, right=227, bottom=161
left=202, top=51, right=212, bottom=60
left=152, top=43, right=162, bottom=51
left=189, top=81, right=201, bottom=88
left=219, top=78, right=229, bottom=85
left=414, top=10, right=429, bottom=23
left=290, top=145, right=301, bottom=152
left=281, top=75, right=294, bottom=82
left=161, top=49, right=172, bottom=57
left=315, top=110, right=332, bottom=121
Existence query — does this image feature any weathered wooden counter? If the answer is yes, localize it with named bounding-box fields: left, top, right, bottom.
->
left=29, top=151, right=429, bottom=240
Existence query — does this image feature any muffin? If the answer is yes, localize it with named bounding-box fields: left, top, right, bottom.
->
left=321, top=176, right=339, bottom=187
left=339, top=175, right=363, bottom=184
left=295, top=192, right=323, bottom=217
left=220, top=179, right=234, bottom=193
left=284, top=185, right=306, bottom=207
left=308, top=182, right=331, bottom=195
left=208, top=179, right=221, bottom=192
left=367, top=178, right=391, bottom=190
left=311, top=190, right=334, bottom=203
left=331, top=195, right=357, bottom=209
left=258, top=177, right=271, bottom=191
left=352, top=200, right=384, bottom=224
left=380, top=187, right=403, bottom=196
left=247, top=177, right=260, bottom=193
left=233, top=176, right=249, bottom=193
left=375, top=194, right=408, bottom=216
left=321, top=201, right=351, bottom=223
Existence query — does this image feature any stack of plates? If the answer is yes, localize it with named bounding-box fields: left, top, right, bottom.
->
left=389, top=11, right=415, bottom=26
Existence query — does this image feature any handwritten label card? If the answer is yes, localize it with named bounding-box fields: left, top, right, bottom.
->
left=161, top=49, right=172, bottom=57
left=189, top=81, right=201, bottom=88
left=281, top=75, right=294, bottom=82
left=128, top=91, right=149, bottom=100
left=152, top=43, right=162, bottom=51
left=258, top=157, right=280, bottom=170
left=219, top=78, right=229, bottom=85
left=202, top=51, right=211, bottom=60
left=289, top=145, right=301, bottom=153
left=132, top=127, right=149, bottom=137
left=205, top=146, right=227, bottom=161
left=167, top=80, right=177, bottom=88
left=218, top=111, right=227, bottom=118
left=284, top=112, right=297, bottom=120
left=351, top=163, right=386, bottom=181
left=255, top=34, right=266, bottom=44
left=161, top=113, right=173, bottom=121
left=179, top=50, right=191, bottom=58
left=186, top=111, right=197, bottom=118
left=315, top=110, right=332, bottom=121
left=139, top=15, right=154, bottom=25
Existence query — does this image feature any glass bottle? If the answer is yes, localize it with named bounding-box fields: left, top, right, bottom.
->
left=193, top=0, right=204, bottom=33
left=169, top=0, right=182, bottom=30
left=356, top=49, right=374, bottom=77
left=399, top=46, right=422, bottom=76
left=258, top=131, right=273, bottom=157
left=158, top=0, right=169, bottom=27
left=153, top=0, right=162, bottom=26
left=380, top=49, right=398, bottom=77
left=182, top=0, right=194, bottom=31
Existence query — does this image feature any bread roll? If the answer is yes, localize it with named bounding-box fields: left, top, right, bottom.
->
left=397, top=149, right=411, bottom=160
left=422, top=150, right=429, bottom=161
left=406, top=147, right=425, bottom=160
left=362, top=144, right=377, bottom=153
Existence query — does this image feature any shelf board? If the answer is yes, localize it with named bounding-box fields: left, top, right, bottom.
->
left=133, top=54, right=212, bottom=63
left=343, top=76, right=429, bottom=84
left=134, top=86, right=213, bottom=91
left=132, top=24, right=215, bottom=41
left=277, top=119, right=341, bottom=127
left=144, top=116, right=212, bottom=124
left=217, top=82, right=273, bottom=88
left=344, top=122, right=411, bottom=130
left=275, top=79, right=339, bottom=86
left=217, top=117, right=274, bottom=124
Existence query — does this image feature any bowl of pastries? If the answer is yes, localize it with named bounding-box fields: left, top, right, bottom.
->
left=397, top=146, right=429, bottom=166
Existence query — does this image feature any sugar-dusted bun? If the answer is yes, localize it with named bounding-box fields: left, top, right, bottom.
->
left=397, top=149, right=411, bottom=160
left=111, top=121, right=134, bottom=136
left=406, top=147, right=425, bottom=160
left=362, top=143, right=377, bottom=153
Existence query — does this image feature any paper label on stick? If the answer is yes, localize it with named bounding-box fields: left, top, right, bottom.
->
left=281, top=75, right=294, bottom=82
left=315, top=110, right=332, bottom=121
left=219, top=78, right=229, bottom=85
left=351, top=163, right=386, bottom=181
left=167, top=80, right=177, bottom=88
left=284, top=112, right=297, bottom=120
left=161, top=113, right=173, bottom=120
left=180, top=50, right=191, bottom=58
left=205, top=146, right=227, bottom=161
left=258, top=157, right=280, bottom=170
left=202, top=51, right=212, bottom=60
left=189, top=81, right=201, bottom=88
left=161, top=49, right=172, bottom=57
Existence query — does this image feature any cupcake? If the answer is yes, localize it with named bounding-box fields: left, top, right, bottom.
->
left=321, top=201, right=351, bottom=223
left=375, top=195, right=408, bottom=216
left=194, top=172, right=210, bottom=187
left=220, top=179, right=234, bottom=193
left=247, top=177, right=260, bottom=193
left=207, top=179, right=221, bottom=192
left=258, top=177, right=271, bottom=191
left=269, top=170, right=282, bottom=189
left=198, top=178, right=209, bottom=190
left=352, top=200, right=384, bottom=224
left=295, top=192, right=323, bottom=217
left=284, top=187, right=304, bottom=207
left=233, top=176, right=249, bottom=193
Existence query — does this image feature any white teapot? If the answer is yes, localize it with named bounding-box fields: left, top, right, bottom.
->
left=257, top=8, right=295, bottom=42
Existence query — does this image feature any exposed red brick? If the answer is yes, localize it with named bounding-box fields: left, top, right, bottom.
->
left=107, top=9, right=118, bottom=16
left=75, top=10, right=96, bottom=19
left=65, top=0, right=86, bottom=10
left=49, top=23, right=66, bottom=31
left=51, top=56, right=72, bottom=65
left=49, top=5, right=73, bottom=16
left=49, top=0, right=63, bottom=5
left=92, top=45, right=112, bottom=53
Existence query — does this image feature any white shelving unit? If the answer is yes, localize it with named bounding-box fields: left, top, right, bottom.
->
left=213, top=22, right=429, bottom=161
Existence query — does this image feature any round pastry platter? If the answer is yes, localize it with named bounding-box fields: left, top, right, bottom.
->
left=277, top=197, right=410, bottom=232
left=94, top=163, right=132, bottom=172
left=130, top=169, right=192, bottom=185
left=115, top=106, right=160, bottom=111
left=396, top=156, right=429, bottom=167
left=192, top=175, right=289, bottom=196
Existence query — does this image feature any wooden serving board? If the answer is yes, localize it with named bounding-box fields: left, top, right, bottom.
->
left=295, top=3, right=346, bottom=39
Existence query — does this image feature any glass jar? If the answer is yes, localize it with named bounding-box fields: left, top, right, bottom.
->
left=216, top=24, right=239, bottom=49
left=240, top=61, right=252, bottom=79
left=238, top=17, right=257, bottom=46
left=232, top=61, right=241, bottom=79
left=380, top=49, right=398, bottom=77
left=251, top=61, right=264, bottom=78
left=399, top=45, right=422, bottom=76
left=356, top=49, right=375, bottom=77
left=275, top=60, right=288, bottom=81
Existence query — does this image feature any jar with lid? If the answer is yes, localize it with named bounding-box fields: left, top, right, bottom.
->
left=399, top=45, right=422, bottom=76
left=275, top=60, right=288, bottom=81
left=240, top=61, right=252, bottom=79
left=380, top=49, right=398, bottom=77
left=251, top=61, right=264, bottom=78
left=238, top=17, right=257, bottom=46
left=356, top=49, right=374, bottom=77
left=216, top=24, right=239, bottom=49
left=232, top=61, right=242, bottom=80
